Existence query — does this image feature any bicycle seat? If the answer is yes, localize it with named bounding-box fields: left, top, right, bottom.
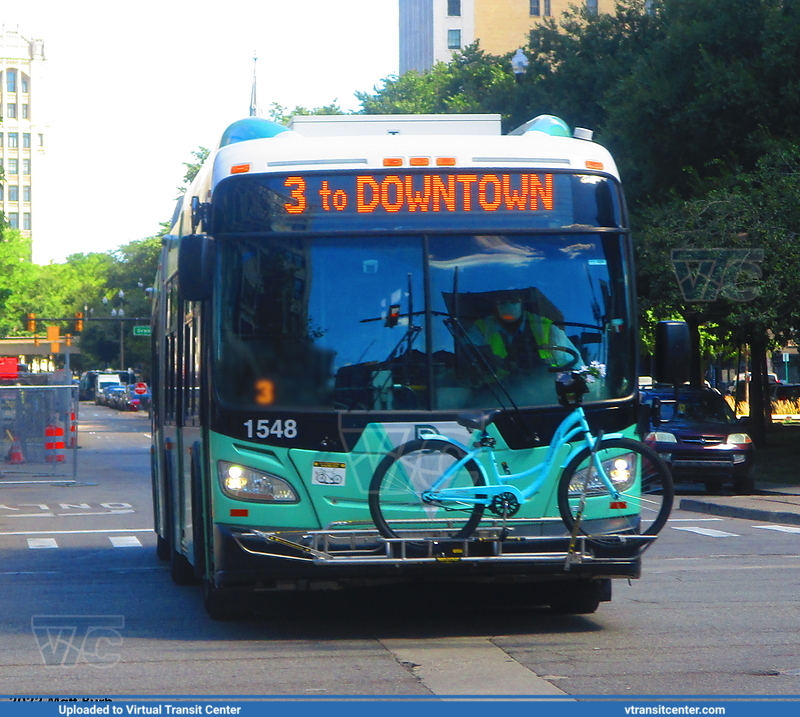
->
left=456, top=410, right=503, bottom=431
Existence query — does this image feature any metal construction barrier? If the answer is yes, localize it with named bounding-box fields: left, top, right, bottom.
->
left=0, top=385, right=79, bottom=481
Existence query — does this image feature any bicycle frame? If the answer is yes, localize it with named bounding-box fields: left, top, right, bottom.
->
left=420, top=407, right=624, bottom=507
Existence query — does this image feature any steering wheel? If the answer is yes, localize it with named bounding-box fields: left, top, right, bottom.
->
left=540, top=345, right=581, bottom=372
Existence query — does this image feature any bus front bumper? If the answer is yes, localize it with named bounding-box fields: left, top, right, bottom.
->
left=210, top=523, right=651, bottom=590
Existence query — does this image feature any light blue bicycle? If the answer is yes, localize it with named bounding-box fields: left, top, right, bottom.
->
left=368, top=374, right=673, bottom=542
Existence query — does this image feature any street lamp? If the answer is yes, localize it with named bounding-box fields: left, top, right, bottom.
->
left=511, top=48, right=529, bottom=83
left=103, top=290, right=126, bottom=369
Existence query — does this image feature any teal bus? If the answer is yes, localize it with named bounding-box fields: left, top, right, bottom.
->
left=150, top=113, right=672, bottom=619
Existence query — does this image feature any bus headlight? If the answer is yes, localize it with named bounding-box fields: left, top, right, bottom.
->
left=568, top=452, right=638, bottom=496
left=217, top=461, right=299, bottom=503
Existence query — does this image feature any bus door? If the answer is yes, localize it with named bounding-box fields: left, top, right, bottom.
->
left=179, top=305, right=204, bottom=573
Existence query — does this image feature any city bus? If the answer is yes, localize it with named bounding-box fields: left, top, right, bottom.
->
left=151, top=113, right=676, bottom=619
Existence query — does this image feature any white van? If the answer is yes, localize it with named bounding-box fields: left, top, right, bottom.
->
left=94, top=374, right=122, bottom=404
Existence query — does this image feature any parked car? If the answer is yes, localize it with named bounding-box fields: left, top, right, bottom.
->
left=118, top=384, right=149, bottom=412
left=642, top=387, right=755, bottom=494
left=771, top=383, right=800, bottom=402
left=82, top=370, right=134, bottom=402
left=98, top=385, right=127, bottom=408
left=730, top=372, right=781, bottom=403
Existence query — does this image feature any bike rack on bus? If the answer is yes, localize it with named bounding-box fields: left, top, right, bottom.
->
left=232, top=522, right=657, bottom=569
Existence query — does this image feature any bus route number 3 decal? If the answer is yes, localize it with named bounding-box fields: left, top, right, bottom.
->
left=243, top=419, right=298, bottom=439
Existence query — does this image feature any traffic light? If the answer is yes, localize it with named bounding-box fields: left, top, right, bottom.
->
left=47, top=325, right=60, bottom=353
left=74, top=312, right=84, bottom=332
left=26, top=313, right=36, bottom=332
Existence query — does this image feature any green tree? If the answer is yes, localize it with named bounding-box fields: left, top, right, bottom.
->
left=358, top=43, right=514, bottom=117
left=357, top=4, right=660, bottom=134
left=605, top=0, right=800, bottom=205
left=0, top=229, right=35, bottom=337
left=266, top=102, right=347, bottom=125
left=635, top=143, right=800, bottom=442
left=75, top=236, right=161, bottom=376
left=180, top=147, right=210, bottom=190
left=508, top=2, right=663, bottom=134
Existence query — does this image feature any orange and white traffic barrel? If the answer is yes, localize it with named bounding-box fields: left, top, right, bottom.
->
left=68, top=412, right=78, bottom=448
left=44, top=424, right=66, bottom=463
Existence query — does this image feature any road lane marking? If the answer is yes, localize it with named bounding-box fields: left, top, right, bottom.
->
left=669, top=517, right=723, bottom=522
left=671, top=526, right=740, bottom=537
left=6, top=510, right=135, bottom=518
left=108, top=536, right=142, bottom=548
left=0, top=528, right=152, bottom=536
left=27, top=538, right=58, bottom=549
left=0, top=502, right=132, bottom=511
left=0, top=481, right=78, bottom=485
left=753, top=525, right=800, bottom=534
left=380, top=637, right=569, bottom=696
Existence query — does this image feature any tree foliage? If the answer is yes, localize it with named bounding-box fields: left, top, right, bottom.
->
left=266, top=101, right=347, bottom=125
left=180, top=147, right=210, bottom=191
left=358, top=43, right=514, bottom=117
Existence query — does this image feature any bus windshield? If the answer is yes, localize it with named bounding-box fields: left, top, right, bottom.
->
left=213, top=230, right=635, bottom=411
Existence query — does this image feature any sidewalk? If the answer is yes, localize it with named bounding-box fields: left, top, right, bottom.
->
left=678, top=483, right=800, bottom=526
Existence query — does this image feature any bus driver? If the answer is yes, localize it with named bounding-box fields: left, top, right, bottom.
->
left=468, top=290, right=579, bottom=377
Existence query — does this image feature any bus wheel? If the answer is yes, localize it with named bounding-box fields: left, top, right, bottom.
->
left=156, top=535, right=170, bottom=562
left=170, top=549, right=198, bottom=586
left=548, top=580, right=608, bottom=615
left=204, top=581, right=245, bottom=621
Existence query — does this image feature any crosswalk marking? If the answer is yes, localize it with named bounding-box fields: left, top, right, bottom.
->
left=671, top=526, right=740, bottom=538
left=26, top=538, right=58, bottom=549
left=753, top=525, right=800, bottom=534
left=669, top=517, right=723, bottom=522
left=0, top=528, right=152, bottom=536
left=21, top=535, right=148, bottom=549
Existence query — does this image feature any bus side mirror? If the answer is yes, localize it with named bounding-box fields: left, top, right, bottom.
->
left=654, top=320, right=690, bottom=386
left=178, top=234, right=215, bottom=301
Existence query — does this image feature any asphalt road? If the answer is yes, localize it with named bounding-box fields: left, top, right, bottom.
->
left=0, top=404, right=798, bottom=698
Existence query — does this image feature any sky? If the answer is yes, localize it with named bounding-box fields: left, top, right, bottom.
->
left=7, top=0, right=399, bottom=264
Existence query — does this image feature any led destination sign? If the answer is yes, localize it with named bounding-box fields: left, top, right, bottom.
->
left=283, top=173, right=555, bottom=215
left=211, top=170, right=622, bottom=233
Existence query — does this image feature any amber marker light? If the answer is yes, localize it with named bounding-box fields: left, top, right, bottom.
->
left=436, top=157, right=457, bottom=166
left=409, top=157, right=430, bottom=166
left=383, top=157, right=403, bottom=167
left=231, top=164, right=251, bottom=174
left=585, top=160, right=604, bottom=170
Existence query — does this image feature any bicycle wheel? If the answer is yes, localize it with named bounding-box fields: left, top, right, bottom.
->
left=557, top=437, right=674, bottom=537
left=369, top=439, right=486, bottom=541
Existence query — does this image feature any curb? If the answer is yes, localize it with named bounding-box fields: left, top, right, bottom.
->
left=679, top=498, right=800, bottom=526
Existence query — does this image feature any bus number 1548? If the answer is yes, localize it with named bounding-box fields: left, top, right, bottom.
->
left=243, top=419, right=298, bottom=439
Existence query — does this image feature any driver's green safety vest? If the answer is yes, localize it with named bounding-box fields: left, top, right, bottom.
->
left=473, top=312, right=556, bottom=364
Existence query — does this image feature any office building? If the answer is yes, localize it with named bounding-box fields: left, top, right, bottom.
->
left=0, top=28, right=45, bottom=242
left=400, top=0, right=616, bottom=73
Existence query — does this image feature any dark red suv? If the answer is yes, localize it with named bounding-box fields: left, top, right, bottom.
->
left=643, top=387, right=755, bottom=494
